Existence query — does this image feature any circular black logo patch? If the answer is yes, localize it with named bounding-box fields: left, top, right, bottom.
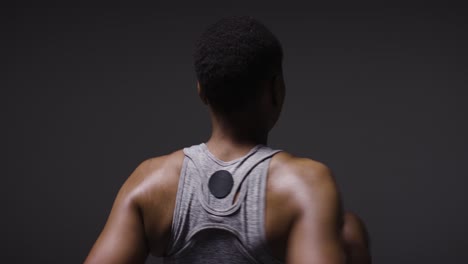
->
left=208, top=170, right=234, bottom=199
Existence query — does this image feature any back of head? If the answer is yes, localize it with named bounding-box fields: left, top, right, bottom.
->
left=194, top=16, right=283, bottom=115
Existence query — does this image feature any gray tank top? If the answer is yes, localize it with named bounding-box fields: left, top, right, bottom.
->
left=163, top=143, right=284, bottom=264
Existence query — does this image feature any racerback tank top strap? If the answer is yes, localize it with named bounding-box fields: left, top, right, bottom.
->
left=164, top=143, right=284, bottom=264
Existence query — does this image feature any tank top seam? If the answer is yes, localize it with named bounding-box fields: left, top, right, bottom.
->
left=201, top=143, right=264, bottom=167
left=185, top=223, right=244, bottom=243
left=166, top=152, right=190, bottom=256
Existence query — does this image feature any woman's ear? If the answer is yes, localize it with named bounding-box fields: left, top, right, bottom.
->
left=197, top=82, right=208, bottom=105
left=271, top=73, right=285, bottom=107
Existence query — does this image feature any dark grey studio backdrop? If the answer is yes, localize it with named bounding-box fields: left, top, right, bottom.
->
left=3, top=2, right=467, bottom=264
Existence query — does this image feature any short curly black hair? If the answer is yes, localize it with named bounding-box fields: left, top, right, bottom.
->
left=194, top=16, right=283, bottom=114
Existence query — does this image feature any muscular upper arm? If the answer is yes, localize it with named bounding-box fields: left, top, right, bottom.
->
left=286, top=161, right=346, bottom=264
left=84, top=162, right=150, bottom=264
